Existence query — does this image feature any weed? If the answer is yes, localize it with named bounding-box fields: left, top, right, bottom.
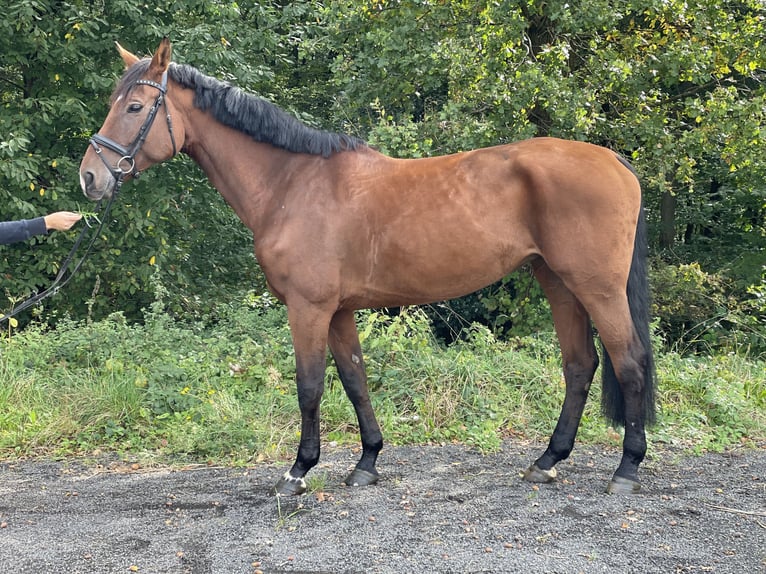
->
left=0, top=305, right=763, bottom=462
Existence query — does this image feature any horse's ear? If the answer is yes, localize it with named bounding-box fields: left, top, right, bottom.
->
left=115, top=42, right=140, bottom=69
left=150, top=37, right=172, bottom=74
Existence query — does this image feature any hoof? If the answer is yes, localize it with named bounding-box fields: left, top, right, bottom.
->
left=523, top=463, right=557, bottom=484
left=343, top=468, right=379, bottom=487
left=606, top=475, right=641, bottom=495
left=274, top=472, right=307, bottom=496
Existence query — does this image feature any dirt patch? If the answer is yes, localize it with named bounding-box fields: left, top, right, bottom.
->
left=1, top=441, right=764, bottom=573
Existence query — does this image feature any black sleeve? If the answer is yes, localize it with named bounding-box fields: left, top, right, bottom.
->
left=0, top=217, right=48, bottom=245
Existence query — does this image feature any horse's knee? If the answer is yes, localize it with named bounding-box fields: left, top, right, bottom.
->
left=296, top=380, right=324, bottom=412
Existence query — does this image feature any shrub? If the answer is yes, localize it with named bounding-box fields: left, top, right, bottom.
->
left=1, top=299, right=764, bottom=462
left=650, top=260, right=766, bottom=356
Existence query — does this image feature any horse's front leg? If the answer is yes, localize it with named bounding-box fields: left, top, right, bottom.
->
left=328, top=309, right=383, bottom=487
left=274, top=304, right=333, bottom=496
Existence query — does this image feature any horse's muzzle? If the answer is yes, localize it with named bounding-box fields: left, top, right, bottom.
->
left=80, top=168, right=114, bottom=201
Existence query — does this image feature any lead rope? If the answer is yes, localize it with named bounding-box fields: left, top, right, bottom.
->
left=0, top=185, right=119, bottom=324
left=1, top=70, right=175, bottom=324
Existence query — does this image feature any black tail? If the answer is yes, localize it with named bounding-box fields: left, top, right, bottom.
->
left=601, top=190, right=657, bottom=427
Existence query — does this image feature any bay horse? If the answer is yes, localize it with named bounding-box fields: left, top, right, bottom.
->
left=79, top=39, right=655, bottom=495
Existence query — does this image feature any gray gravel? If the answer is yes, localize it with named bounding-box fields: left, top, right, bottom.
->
left=1, top=441, right=764, bottom=573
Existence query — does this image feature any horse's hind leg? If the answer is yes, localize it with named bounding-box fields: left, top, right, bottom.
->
left=328, top=309, right=383, bottom=487
left=590, top=305, right=651, bottom=494
left=524, top=261, right=599, bottom=484
left=558, top=279, right=651, bottom=494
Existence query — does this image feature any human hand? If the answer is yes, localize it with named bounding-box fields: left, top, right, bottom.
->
left=44, top=211, right=83, bottom=232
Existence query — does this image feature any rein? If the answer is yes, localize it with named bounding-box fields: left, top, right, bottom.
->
left=0, top=192, right=117, bottom=324
left=0, top=71, right=175, bottom=324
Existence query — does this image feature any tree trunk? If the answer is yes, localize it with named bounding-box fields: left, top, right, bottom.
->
left=660, top=190, right=677, bottom=249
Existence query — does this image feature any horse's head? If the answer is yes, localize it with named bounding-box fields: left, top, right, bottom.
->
left=80, top=38, right=184, bottom=200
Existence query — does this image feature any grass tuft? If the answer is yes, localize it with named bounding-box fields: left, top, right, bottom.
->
left=1, top=304, right=763, bottom=463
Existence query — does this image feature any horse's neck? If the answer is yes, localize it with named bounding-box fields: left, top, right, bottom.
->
left=182, top=110, right=290, bottom=232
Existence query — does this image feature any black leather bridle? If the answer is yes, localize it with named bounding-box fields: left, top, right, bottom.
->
left=88, top=69, right=177, bottom=186
left=0, top=70, right=178, bottom=324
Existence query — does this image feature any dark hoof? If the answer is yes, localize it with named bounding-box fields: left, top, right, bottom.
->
left=274, top=472, right=307, bottom=496
left=523, top=463, right=557, bottom=484
left=606, top=475, right=641, bottom=494
left=343, top=468, right=379, bottom=487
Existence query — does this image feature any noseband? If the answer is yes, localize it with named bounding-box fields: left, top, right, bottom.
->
left=2, top=72, right=177, bottom=324
left=89, top=69, right=177, bottom=185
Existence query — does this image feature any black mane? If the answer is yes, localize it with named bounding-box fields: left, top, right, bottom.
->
left=113, top=59, right=365, bottom=157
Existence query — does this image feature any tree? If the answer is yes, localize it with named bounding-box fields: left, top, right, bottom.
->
left=0, top=1, right=300, bottom=322
left=2, top=0, right=763, bottom=350
left=319, top=1, right=764, bottom=248
left=306, top=0, right=764, bottom=344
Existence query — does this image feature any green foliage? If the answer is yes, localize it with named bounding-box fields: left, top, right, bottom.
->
left=651, top=260, right=766, bottom=356
left=654, top=352, right=766, bottom=453
left=0, top=0, right=763, bottom=357
left=1, top=306, right=764, bottom=461
left=0, top=295, right=298, bottom=459
left=476, top=269, right=552, bottom=338
left=314, top=0, right=765, bottom=349
left=419, top=268, right=553, bottom=344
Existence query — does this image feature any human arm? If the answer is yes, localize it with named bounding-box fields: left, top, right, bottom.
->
left=0, top=212, right=81, bottom=245
left=0, top=217, right=48, bottom=245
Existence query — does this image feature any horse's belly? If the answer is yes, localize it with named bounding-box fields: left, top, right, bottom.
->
left=344, top=240, right=536, bottom=308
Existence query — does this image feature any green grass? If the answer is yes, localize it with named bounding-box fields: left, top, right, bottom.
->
left=0, top=304, right=764, bottom=464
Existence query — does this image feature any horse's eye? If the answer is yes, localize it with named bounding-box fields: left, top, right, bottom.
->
left=127, top=103, right=143, bottom=113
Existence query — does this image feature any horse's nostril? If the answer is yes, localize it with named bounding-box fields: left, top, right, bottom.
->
left=84, top=171, right=94, bottom=187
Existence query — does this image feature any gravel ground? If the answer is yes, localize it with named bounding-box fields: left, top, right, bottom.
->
left=0, top=441, right=764, bottom=574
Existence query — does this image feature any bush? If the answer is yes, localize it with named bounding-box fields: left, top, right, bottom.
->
left=1, top=300, right=764, bottom=462
left=422, top=268, right=553, bottom=344
left=650, top=260, right=766, bottom=356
